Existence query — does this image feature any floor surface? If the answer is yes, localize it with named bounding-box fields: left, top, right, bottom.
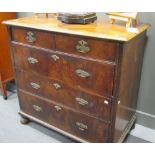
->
left=0, top=83, right=150, bottom=143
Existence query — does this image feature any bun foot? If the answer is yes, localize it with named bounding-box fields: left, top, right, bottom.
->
left=131, top=122, right=136, bottom=130
left=20, top=116, right=30, bottom=124
left=3, top=96, right=8, bottom=100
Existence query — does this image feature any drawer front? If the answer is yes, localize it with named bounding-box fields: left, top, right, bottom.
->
left=55, top=34, right=118, bottom=61
left=13, top=45, right=115, bottom=96
left=16, top=69, right=112, bottom=121
left=19, top=91, right=109, bottom=142
left=11, top=27, right=55, bottom=50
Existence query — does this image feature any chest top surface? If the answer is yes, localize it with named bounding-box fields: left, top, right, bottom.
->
left=3, top=16, right=149, bottom=42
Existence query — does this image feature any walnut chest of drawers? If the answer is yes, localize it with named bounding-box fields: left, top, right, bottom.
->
left=4, top=17, right=149, bottom=143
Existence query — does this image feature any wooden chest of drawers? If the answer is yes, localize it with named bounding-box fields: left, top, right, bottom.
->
left=4, top=17, right=149, bottom=142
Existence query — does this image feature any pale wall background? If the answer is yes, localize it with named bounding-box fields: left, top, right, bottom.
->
left=17, top=12, right=155, bottom=130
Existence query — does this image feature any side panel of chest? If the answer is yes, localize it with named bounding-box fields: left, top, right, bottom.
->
left=113, top=31, right=147, bottom=142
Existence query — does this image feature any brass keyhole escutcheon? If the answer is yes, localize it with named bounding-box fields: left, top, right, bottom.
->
left=51, top=54, right=60, bottom=61
left=53, top=83, right=61, bottom=90
left=54, top=105, right=62, bottom=111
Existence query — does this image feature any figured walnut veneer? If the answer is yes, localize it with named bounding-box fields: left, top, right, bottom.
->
left=4, top=17, right=149, bottom=142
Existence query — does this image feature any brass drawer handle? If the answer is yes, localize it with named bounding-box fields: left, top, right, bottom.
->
left=25, top=31, right=36, bottom=43
left=75, top=69, right=91, bottom=78
left=51, top=54, right=60, bottom=61
left=53, top=83, right=61, bottom=90
left=76, top=40, right=90, bottom=53
left=76, top=122, right=88, bottom=131
left=54, top=105, right=62, bottom=111
left=75, top=97, right=89, bottom=106
left=33, top=105, right=42, bottom=112
left=28, top=57, right=38, bottom=64
left=30, top=82, right=40, bottom=90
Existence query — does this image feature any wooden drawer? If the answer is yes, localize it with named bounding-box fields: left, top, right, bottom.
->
left=11, top=27, right=55, bottom=50
left=55, top=34, right=118, bottom=62
left=16, top=69, right=112, bottom=121
left=13, top=45, right=115, bottom=96
left=19, top=91, right=109, bottom=142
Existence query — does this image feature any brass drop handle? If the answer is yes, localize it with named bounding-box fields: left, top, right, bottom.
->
left=33, top=105, right=42, bottom=112
left=76, top=40, right=90, bottom=53
left=75, top=69, right=91, bottom=78
left=54, top=105, right=62, bottom=111
left=28, top=57, right=38, bottom=64
left=75, top=97, right=89, bottom=106
left=53, top=83, right=61, bottom=90
left=30, top=82, right=40, bottom=90
left=51, top=54, right=60, bottom=61
left=76, top=122, right=88, bottom=131
left=25, top=31, right=36, bottom=43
